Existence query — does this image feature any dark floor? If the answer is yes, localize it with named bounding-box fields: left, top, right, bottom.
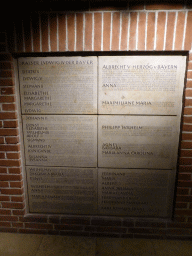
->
left=0, top=232, right=192, bottom=255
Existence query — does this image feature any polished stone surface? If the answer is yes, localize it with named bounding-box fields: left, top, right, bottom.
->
left=0, top=233, right=192, bottom=256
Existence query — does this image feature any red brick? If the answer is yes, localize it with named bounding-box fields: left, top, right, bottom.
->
left=103, top=12, right=111, bottom=51
left=0, top=129, right=18, bottom=136
left=112, top=12, right=120, bottom=51
left=179, top=157, right=192, bottom=165
left=183, top=108, right=192, bottom=115
left=188, top=62, right=192, bottom=70
left=76, top=13, right=83, bottom=51
left=138, top=12, right=146, bottom=50
left=184, top=98, right=192, bottom=107
left=176, top=195, right=192, bottom=202
left=4, top=120, right=18, bottom=128
left=12, top=223, right=24, bottom=228
left=2, top=104, right=16, bottom=111
left=121, top=12, right=129, bottom=50
left=181, top=133, right=192, bottom=140
left=0, top=144, right=20, bottom=151
left=165, top=12, right=176, bottom=50
left=10, top=181, right=23, bottom=188
left=91, top=218, right=121, bottom=226
left=0, top=137, right=4, bottom=144
left=19, top=216, right=47, bottom=223
left=0, top=174, right=22, bottom=181
left=2, top=202, right=24, bottom=209
left=94, top=13, right=102, bottom=51
left=178, top=173, right=191, bottom=180
left=0, top=196, right=10, bottom=201
left=187, top=71, right=192, bottom=79
left=180, top=141, right=192, bottom=149
left=146, top=4, right=183, bottom=10
left=55, top=224, right=83, bottom=231
left=25, top=223, right=53, bottom=229
left=50, top=13, right=57, bottom=52
left=12, top=209, right=26, bottom=215
left=1, top=188, right=23, bottom=195
left=96, top=226, right=126, bottom=233
left=0, top=167, right=7, bottom=173
left=177, top=181, right=192, bottom=187
left=176, top=187, right=190, bottom=195
left=5, top=136, right=19, bottom=144
left=11, top=195, right=24, bottom=202
left=175, top=12, right=186, bottom=50
left=0, top=62, right=13, bottom=70
left=0, top=79, right=14, bottom=86
left=129, top=12, right=137, bottom=50
left=9, top=167, right=22, bottom=174
left=183, top=116, right=192, bottom=123
left=174, top=216, right=186, bottom=222
left=67, top=13, right=75, bottom=51
left=85, top=13, right=92, bottom=51
left=0, top=152, right=5, bottom=158
left=32, top=13, right=40, bottom=52
left=184, top=11, right=192, bottom=50
left=0, top=71, right=13, bottom=78
left=135, top=221, right=166, bottom=228
left=7, top=152, right=20, bottom=159
left=175, top=209, right=192, bottom=216
left=185, top=89, right=192, bottom=97
left=168, top=222, right=192, bottom=229
left=147, top=12, right=155, bottom=50
left=41, top=13, right=49, bottom=52
left=175, top=202, right=188, bottom=208
left=0, top=112, right=17, bottom=119
left=179, top=165, right=192, bottom=172
left=61, top=217, right=90, bottom=225
left=0, top=96, right=15, bottom=103
left=180, top=150, right=192, bottom=157
left=0, top=227, right=17, bottom=233
left=0, top=216, right=18, bottom=221
left=0, top=222, right=11, bottom=227
left=186, top=80, right=192, bottom=88
left=0, top=209, right=11, bottom=215
left=58, top=13, right=66, bottom=51
left=1, top=87, right=14, bottom=95
left=49, top=217, right=60, bottom=224
left=0, top=181, right=9, bottom=187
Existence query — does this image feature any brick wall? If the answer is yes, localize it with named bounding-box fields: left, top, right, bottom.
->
left=1, top=2, right=192, bottom=239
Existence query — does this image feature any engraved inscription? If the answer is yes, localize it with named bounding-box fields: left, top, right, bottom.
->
left=98, top=169, right=171, bottom=217
left=27, top=166, right=97, bottom=214
left=19, top=57, right=97, bottom=114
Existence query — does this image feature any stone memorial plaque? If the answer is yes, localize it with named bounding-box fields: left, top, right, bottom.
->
left=18, top=57, right=97, bottom=114
left=27, top=166, right=97, bottom=214
left=98, top=56, right=186, bottom=115
left=98, top=115, right=180, bottom=169
left=98, top=169, right=174, bottom=217
left=22, top=115, right=97, bottom=167
left=17, top=55, right=186, bottom=217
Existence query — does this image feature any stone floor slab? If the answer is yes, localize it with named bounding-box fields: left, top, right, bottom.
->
left=35, top=235, right=96, bottom=256
left=96, top=238, right=156, bottom=256
left=0, top=233, right=43, bottom=256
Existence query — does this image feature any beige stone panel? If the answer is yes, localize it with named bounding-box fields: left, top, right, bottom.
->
left=18, top=57, right=97, bottom=114
left=98, top=56, right=186, bottom=115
